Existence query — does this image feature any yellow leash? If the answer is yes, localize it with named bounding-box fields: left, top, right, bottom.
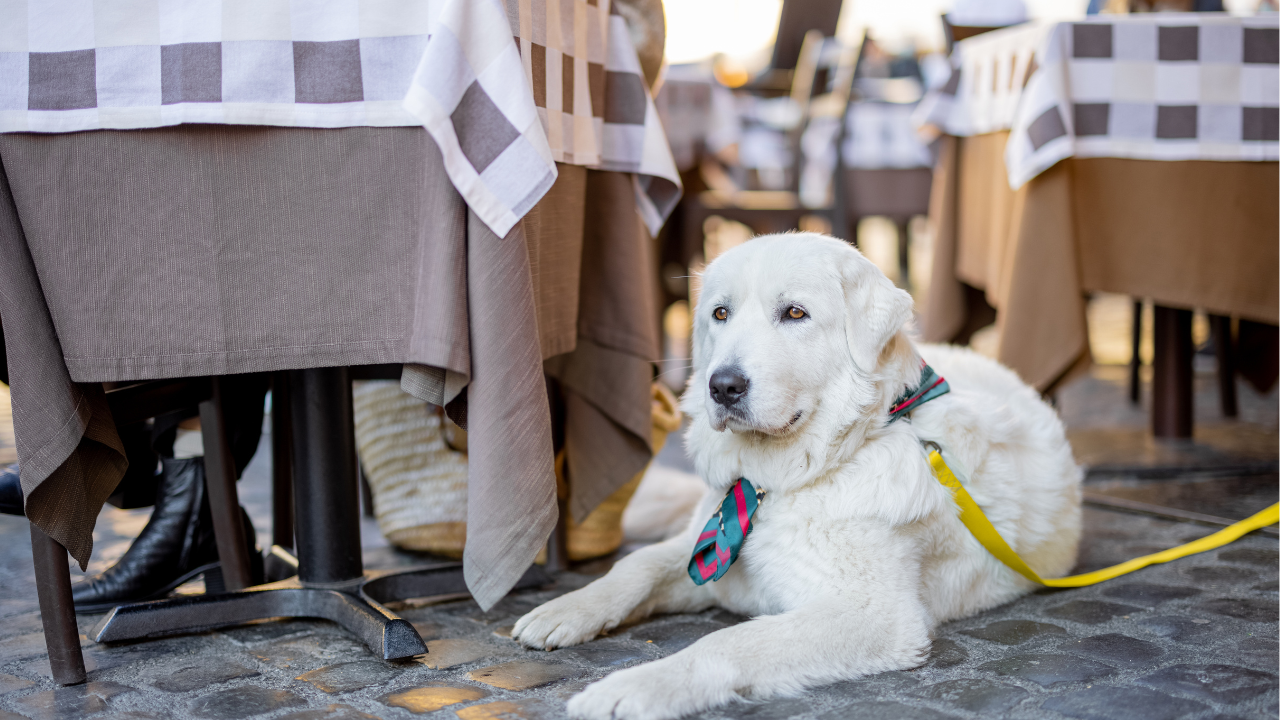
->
left=926, top=447, right=1280, bottom=588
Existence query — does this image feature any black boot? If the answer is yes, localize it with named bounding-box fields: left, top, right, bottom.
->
left=0, top=464, right=21, bottom=516
left=72, top=457, right=263, bottom=614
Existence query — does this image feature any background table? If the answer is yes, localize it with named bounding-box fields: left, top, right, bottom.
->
left=924, top=130, right=1278, bottom=389
left=917, top=14, right=1279, bottom=438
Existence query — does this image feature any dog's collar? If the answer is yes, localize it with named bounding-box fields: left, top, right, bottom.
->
left=887, top=361, right=950, bottom=424
left=687, top=478, right=765, bottom=585
left=685, top=363, right=949, bottom=584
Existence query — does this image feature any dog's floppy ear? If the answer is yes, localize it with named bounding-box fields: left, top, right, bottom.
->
left=842, top=250, right=914, bottom=374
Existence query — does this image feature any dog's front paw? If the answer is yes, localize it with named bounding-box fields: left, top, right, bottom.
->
left=568, top=662, right=722, bottom=720
left=512, top=586, right=626, bottom=650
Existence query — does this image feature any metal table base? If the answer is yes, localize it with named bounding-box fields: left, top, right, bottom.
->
left=89, top=367, right=549, bottom=661
left=91, top=560, right=548, bottom=660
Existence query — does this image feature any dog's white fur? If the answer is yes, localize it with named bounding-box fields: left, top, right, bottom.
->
left=513, top=233, right=1082, bottom=720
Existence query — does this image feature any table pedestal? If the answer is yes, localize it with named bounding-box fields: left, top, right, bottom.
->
left=1152, top=306, right=1194, bottom=439
left=90, top=367, right=548, bottom=660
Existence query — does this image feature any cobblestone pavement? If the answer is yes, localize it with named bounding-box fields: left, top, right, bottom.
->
left=0, top=503, right=1276, bottom=720
left=0, top=367, right=1276, bottom=720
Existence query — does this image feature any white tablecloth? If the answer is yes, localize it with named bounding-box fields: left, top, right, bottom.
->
left=913, top=13, right=1278, bottom=189
left=0, top=0, right=680, bottom=235
left=1007, top=13, right=1279, bottom=188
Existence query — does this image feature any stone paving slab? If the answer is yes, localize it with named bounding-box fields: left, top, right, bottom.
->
left=0, top=503, right=1275, bottom=720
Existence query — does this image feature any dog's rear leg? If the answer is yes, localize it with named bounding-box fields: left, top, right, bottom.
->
left=512, top=535, right=714, bottom=650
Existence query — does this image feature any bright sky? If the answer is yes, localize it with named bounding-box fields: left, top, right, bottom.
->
left=661, top=0, right=1259, bottom=65
left=662, top=0, right=787, bottom=66
left=839, top=0, right=1088, bottom=52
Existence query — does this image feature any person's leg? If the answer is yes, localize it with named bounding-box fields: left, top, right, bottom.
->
left=105, top=421, right=161, bottom=509
left=72, top=374, right=269, bottom=612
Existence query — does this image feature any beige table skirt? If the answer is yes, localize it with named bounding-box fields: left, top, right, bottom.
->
left=0, top=125, right=657, bottom=608
left=923, top=132, right=1279, bottom=392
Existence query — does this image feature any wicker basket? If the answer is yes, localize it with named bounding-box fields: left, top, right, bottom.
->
left=564, top=382, right=682, bottom=560
left=353, top=381, right=682, bottom=561
left=352, top=381, right=468, bottom=557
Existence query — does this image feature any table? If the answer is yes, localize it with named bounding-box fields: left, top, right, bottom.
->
left=0, top=0, right=672, bottom=659
left=917, top=14, right=1278, bottom=438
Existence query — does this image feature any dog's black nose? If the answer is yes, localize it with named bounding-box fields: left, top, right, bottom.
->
left=709, top=368, right=749, bottom=406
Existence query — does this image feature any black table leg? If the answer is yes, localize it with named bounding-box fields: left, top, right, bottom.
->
left=1211, top=314, right=1237, bottom=418
left=1129, top=299, right=1143, bottom=405
left=1152, top=305, right=1193, bottom=438
left=91, top=367, right=549, bottom=660
left=289, top=367, right=364, bottom=587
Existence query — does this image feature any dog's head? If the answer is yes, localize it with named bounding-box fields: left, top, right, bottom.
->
left=686, top=233, right=916, bottom=447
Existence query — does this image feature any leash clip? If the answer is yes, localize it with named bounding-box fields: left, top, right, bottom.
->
left=920, top=439, right=942, bottom=455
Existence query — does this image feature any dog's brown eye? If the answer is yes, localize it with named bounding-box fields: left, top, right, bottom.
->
left=713, top=306, right=729, bottom=321
left=787, top=306, right=806, bottom=320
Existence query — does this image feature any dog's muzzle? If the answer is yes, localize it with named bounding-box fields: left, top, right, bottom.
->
left=709, top=366, right=749, bottom=407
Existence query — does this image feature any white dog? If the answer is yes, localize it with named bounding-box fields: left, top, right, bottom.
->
left=513, top=233, right=1081, bottom=720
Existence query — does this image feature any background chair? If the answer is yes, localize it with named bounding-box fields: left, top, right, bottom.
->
left=683, top=32, right=858, bottom=243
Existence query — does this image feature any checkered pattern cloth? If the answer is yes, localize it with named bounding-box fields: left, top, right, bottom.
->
left=0, top=0, right=680, bottom=236
left=505, top=0, right=681, bottom=232
left=911, top=21, right=1052, bottom=138
left=1007, top=14, right=1279, bottom=189
left=602, top=11, right=680, bottom=232
left=407, top=0, right=556, bottom=236
left=509, top=0, right=609, bottom=167
left=914, top=15, right=1279, bottom=190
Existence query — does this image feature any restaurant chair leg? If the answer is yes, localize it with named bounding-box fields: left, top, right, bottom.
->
left=1151, top=305, right=1193, bottom=439
left=271, top=372, right=295, bottom=552
left=199, top=377, right=254, bottom=591
left=1129, top=300, right=1142, bottom=405
left=1211, top=314, right=1237, bottom=418
left=895, top=218, right=911, bottom=291
left=29, top=525, right=87, bottom=685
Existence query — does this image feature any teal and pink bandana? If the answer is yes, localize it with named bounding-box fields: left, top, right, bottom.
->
left=887, top=362, right=950, bottom=424
left=688, top=479, right=765, bottom=585
left=686, top=361, right=949, bottom=585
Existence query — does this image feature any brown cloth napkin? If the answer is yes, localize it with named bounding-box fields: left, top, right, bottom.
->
left=546, top=170, right=662, bottom=523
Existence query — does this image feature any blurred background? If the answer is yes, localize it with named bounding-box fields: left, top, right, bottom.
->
left=645, top=0, right=1279, bottom=528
